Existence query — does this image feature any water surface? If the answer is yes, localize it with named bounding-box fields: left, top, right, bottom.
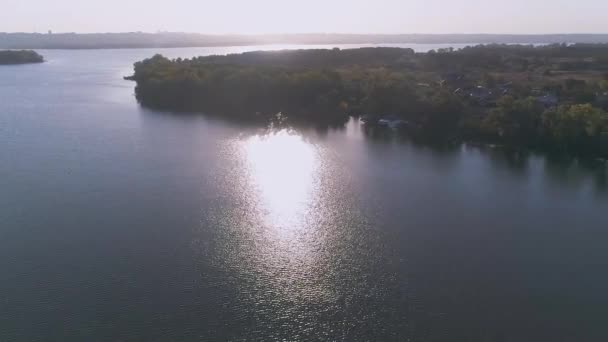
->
left=1, top=45, right=607, bottom=341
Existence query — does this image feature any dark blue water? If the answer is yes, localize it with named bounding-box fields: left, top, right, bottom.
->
left=1, top=46, right=607, bottom=341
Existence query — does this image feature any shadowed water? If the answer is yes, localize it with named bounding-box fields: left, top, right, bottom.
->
left=1, top=46, right=607, bottom=341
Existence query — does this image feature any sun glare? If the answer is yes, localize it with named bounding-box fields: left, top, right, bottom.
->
left=242, top=130, right=318, bottom=233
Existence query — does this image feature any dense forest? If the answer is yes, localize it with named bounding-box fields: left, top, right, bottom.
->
left=0, top=50, right=44, bottom=65
left=128, top=44, right=608, bottom=157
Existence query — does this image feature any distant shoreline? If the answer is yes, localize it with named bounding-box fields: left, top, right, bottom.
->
left=2, top=32, right=608, bottom=50
left=2, top=43, right=549, bottom=51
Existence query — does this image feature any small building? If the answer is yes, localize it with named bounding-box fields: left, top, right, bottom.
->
left=469, top=86, right=497, bottom=107
left=470, top=86, right=492, bottom=99
left=442, top=72, right=465, bottom=82
left=596, top=92, right=608, bottom=110
left=536, top=94, right=559, bottom=108
left=531, top=87, right=543, bottom=96
left=498, top=82, right=513, bottom=95
left=440, top=72, right=466, bottom=87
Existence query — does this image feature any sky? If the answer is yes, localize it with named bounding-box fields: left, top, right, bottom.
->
left=2, top=0, right=608, bottom=34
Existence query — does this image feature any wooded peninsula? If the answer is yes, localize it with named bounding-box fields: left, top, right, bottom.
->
left=127, top=44, right=608, bottom=158
left=0, top=50, right=44, bottom=65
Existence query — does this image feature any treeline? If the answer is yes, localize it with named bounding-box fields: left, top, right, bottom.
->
left=161, top=44, right=608, bottom=72
left=128, top=54, right=350, bottom=125
left=128, top=45, right=608, bottom=157
left=0, top=50, right=44, bottom=65
left=466, top=98, right=608, bottom=157
left=196, top=47, right=415, bottom=68
left=422, top=44, right=608, bottom=72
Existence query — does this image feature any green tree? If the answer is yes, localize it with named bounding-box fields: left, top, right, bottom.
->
left=482, top=96, right=544, bottom=144
left=541, top=104, right=608, bottom=154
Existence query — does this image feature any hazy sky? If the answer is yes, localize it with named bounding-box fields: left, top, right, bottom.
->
left=3, top=0, right=608, bottom=34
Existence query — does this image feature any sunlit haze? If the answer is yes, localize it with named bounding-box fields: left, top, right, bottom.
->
left=5, top=0, right=608, bottom=34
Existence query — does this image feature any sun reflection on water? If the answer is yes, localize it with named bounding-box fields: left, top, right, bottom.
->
left=229, top=128, right=373, bottom=330
left=242, top=130, right=318, bottom=234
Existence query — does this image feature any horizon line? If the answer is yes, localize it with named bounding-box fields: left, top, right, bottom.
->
left=3, top=31, right=608, bottom=36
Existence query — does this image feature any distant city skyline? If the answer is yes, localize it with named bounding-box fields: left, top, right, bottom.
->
left=4, top=0, right=608, bottom=34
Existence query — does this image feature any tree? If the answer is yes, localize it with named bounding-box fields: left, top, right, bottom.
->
left=481, top=96, right=544, bottom=144
left=541, top=104, right=608, bottom=154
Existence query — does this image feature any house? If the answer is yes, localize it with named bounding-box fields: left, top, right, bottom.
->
left=596, top=92, right=608, bottom=110
left=498, top=82, right=513, bottom=95
left=536, top=94, right=559, bottom=108
left=469, top=86, right=494, bottom=103
left=531, top=87, right=543, bottom=96
left=468, top=86, right=498, bottom=107
left=470, top=86, right=492, bottom=98
left=440, top=72, right=466, bottom=87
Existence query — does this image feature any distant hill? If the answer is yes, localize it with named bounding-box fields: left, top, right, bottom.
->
left=2, top=32, right=608, bottom=49
left=0, top=50, right=44, bottom=65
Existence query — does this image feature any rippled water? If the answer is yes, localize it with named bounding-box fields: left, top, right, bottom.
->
left=1, top=45, right=608, bottom=341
